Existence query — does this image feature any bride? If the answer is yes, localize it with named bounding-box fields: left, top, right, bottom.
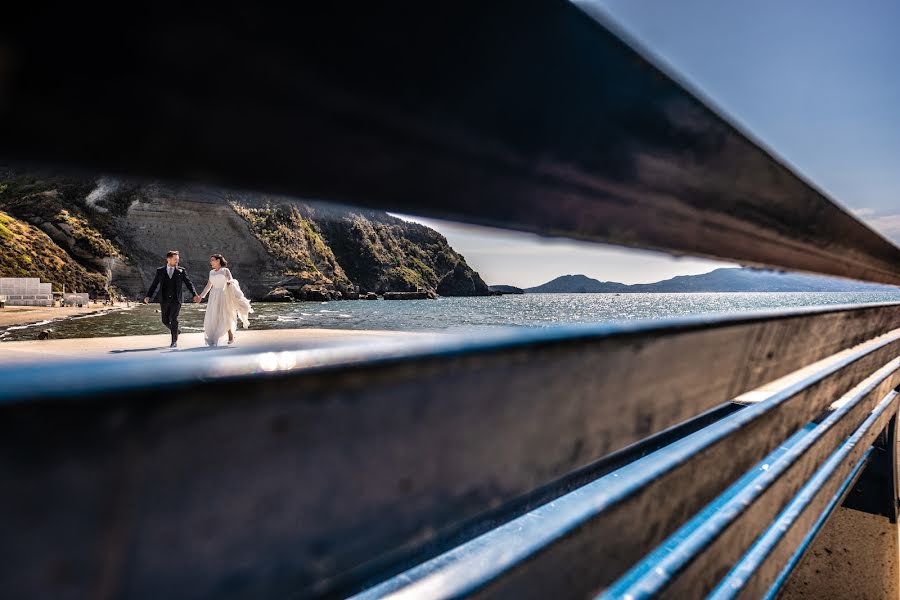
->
left=199, top=254, right=253, bottom=346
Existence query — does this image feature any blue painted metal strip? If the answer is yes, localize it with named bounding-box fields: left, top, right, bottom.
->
left=600, top=359, right=899, bottom=598
left=599, top=425, right=815, bottom=598
left=760, top=453, right=870, bottom=600
left=708, top=391, right=898, bottom=599
left=350, top=360, right=899, bottom=599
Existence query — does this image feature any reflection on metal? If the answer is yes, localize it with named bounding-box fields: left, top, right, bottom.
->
left=3, top=302, right=900, bottom=406
left=351, top=361, right=900, bottom=599
left=354, top=412, right=816, bottom=600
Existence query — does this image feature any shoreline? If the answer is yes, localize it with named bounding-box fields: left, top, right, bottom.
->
left=3, top=292, right=899, bottom=343
left=0, top=303, right=131, bottom=334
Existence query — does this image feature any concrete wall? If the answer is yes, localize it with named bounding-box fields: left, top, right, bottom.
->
left=0, top=278, right=53, bottom=306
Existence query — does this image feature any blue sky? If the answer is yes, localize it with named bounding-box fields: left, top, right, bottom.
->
left=400, top=1, right=900, bottom=287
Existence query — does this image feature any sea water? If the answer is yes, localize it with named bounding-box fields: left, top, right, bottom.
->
left=3, top=292, right=900, bottom=341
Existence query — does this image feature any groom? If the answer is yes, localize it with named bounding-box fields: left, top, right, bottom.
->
left=143, top=250, right=201, bottom=347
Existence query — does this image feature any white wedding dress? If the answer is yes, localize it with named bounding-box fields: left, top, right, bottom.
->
left=200, top=267, right=253, bottom=346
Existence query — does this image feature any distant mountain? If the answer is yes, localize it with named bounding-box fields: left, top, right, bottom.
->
left=526, top=274, right=630, bottom=294
left=489, top=284, right=524, bottom=295
left=526, top=268, right=900, bottom=294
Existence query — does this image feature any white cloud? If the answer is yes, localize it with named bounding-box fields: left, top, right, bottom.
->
left=863, top=213, right=900, bottom=241
left=390, top=213, right=734, bottom=287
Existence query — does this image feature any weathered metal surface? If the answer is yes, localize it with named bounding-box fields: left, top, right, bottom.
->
left=607, top=359, right=900, bottom=598
left=709, top=392, right=899, bottom=600
left=1, top=4, right=900, bottom=283
left=2, top=306, right=898, bottom=599
left=350, top=338, right=900, bottom=599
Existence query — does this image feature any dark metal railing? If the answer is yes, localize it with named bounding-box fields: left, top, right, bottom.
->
left=1, top=3, right=899, bottom=599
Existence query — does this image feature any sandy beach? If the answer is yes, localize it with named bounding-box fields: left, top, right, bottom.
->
left=0, top=304, right=129, bottom=329
left=0, top=328, right=438, bottom=364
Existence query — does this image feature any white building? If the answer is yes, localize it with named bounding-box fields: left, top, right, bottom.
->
left=0, top=277, right=54, bottom=306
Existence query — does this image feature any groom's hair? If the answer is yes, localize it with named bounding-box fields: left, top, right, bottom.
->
left=166, top=250, right=179, bottom=258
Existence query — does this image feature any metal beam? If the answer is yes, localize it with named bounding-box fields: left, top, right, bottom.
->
left=2, top=304, right=900, bottom=598
left=349, top=346, right=900, bottom=599
left=1, top=3, right=899, bottom=283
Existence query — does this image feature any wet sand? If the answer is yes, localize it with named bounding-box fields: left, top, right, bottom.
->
left=0, top=304, right=128, bottom=329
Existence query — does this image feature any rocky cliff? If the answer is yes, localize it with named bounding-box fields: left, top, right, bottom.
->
left=0, top=168, right=490, bottom=299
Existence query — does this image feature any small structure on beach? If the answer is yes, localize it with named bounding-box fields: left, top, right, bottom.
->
left=62, top=292, right=91, bottom=307
left=0, top=277, right=53, bottom=306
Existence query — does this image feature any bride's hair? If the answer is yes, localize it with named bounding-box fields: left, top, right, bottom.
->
left=210, top=254, right=228, bottom=268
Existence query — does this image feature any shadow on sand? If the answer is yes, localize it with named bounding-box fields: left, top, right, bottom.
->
left=108, top=345, right=237, bottom=355
left=109, top=347, right=166, bottom=354
left=164, top=346, right=236, bottom=353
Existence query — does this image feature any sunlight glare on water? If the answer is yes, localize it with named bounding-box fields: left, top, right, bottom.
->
left=3, top=292, right=900, bottom=341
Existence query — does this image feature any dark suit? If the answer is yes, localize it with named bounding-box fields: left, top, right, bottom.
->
left=146, top=265, right=198, bottom=344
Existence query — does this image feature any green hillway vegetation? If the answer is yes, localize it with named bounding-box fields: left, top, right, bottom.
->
left=0, top=209, right=109, bottom=293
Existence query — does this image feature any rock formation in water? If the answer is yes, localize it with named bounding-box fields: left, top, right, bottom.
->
left=488, top=284, right=525, bottom=295
left=0, top=168, right=491, bottom=299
